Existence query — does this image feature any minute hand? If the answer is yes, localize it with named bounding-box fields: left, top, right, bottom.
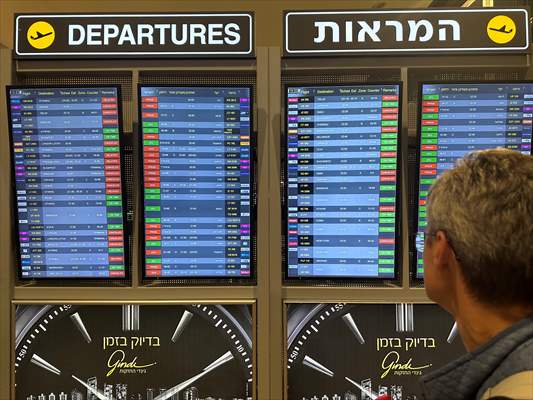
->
left=72, top=375, right=110, bottom=400
left=153, top=350, right=234, bottom=400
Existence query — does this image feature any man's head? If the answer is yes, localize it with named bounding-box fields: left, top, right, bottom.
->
left=424, top=149, right=533, bottom=313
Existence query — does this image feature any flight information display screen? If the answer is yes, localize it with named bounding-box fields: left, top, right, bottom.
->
left=415, top=82, right=533, bottom=279
left=8, top=86, right=127, bottom=279
left=140, top=86, right=254, bottom=279
left=284, top=84, right=402, bottom=279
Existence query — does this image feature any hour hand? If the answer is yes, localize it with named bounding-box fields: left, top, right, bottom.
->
left=153, top=350, right=234, bottom=400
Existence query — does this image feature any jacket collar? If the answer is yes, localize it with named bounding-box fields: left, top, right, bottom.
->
left=419, top=316, right=533, bottom=400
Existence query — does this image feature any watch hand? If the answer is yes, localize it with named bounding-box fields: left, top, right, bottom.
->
left=345, top=376, right=378, bottom=400
left=153, top=350, right=234, bottom=400
left=30, top=354, right=61, bottom=376
left=72, top=375, right=110, bottom=400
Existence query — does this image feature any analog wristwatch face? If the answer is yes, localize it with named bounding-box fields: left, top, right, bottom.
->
left=287, top=303, right=465, bottom=400
left=15, top=304, right=253, bottom=400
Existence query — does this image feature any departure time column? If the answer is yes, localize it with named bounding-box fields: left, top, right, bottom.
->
left=11, top=93, right=36, bottom=276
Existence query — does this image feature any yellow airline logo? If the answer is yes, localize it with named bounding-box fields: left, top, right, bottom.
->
left=487, top=15, right=516, bottom=44
left=27, top=21, right=55, bottom=49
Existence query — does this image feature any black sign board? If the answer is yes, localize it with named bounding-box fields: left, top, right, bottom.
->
left=15, top=13, right=254, bottom=59
left=284, top=9, right=529, bottom=56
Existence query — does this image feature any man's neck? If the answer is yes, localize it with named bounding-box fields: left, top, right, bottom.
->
left=454, top=296, right=533, bottom=352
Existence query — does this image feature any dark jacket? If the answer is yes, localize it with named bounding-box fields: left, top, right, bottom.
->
left=419, top=316, right=533, bottom=400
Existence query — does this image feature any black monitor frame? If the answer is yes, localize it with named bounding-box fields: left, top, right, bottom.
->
left=7, top=84, right=130, bottom=281
left=282, top=82, right=403, bottom=283
left=411, top=80, right=533, bottom=281
left=137, top=84, right=257, bottom=284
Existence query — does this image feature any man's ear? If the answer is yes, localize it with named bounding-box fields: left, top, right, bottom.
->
left=432, top=231, right=454, bottom=270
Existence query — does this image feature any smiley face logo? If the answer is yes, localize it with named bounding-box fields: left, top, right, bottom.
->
left=27, top=21, right=55, bottom=49
left=487, top=15, right=516, bottom=44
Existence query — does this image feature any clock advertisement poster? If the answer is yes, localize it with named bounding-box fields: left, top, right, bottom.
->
left=287, top=303, right=466, bottom=400
left=15, top=304, right=254, bottom=400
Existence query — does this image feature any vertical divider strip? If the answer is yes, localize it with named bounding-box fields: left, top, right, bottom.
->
left=131, top=69, right=140, bottom=288
left=256, top=46, right=271, bottom=400
left=401, top=67, right=411, bottom=291
left=268, top=46, right=284, bottom=400
left=0, top=46, right=14, bottom=400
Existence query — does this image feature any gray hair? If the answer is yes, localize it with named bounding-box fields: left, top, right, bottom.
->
left=427, top=148, right=533, bottom=305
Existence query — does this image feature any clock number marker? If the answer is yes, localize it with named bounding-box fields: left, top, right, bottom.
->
left=395, top=303, right=414, bottom=333
left=171, top=310, right=193, bottom=343
left=122, top=304, right=139, bottom=332
left=70, top=312, right=92, bottom=344
left=30, top=354, right=61, bottom=376
left=342, top=313, right=365, bottom=344
left=302, top=355, right=334, bottom=377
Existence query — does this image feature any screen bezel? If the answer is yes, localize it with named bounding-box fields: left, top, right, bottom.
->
left=137, top=84, right=257, bottom=283
left=411, top=80, right=533, bottom=281
left=6, top=84, right=131, bottom=281
left=282, top=82, right=403, bottom=283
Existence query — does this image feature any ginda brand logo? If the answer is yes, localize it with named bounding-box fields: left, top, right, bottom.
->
left=486, top=15, right=517, bottom=44
left=380, top=351, right=432, bottom=379
left=27, top=21, right=55, bottom=49
left=106, top=349, right=157, bottom=377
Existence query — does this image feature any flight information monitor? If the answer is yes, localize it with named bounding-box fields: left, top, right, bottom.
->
left=7, top=86, right=127, bottom=279
left=140, top=86, right=254, bottom=279
left=415, top=82, right=533, bottom=279
left=284, top=84, right=402, bottom=280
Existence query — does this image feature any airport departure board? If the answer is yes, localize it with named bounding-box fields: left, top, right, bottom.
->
left=140, top=86, right=254, bottom=279
left=8, top=86, right=127, bottom=279
left=415, top=82, right=533, bottom=279
left=285, top=84, right=401, bottom=280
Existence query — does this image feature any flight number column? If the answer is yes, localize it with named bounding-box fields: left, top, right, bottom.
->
left=142, top=95, right=162, bottom=277
left=286, top=94, right=300, bottom=276
left=10, top=94, right=39, bottom=276
left=521, top=93, right=533, bottom=154
left=507, top=92, right=533, bottom=154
